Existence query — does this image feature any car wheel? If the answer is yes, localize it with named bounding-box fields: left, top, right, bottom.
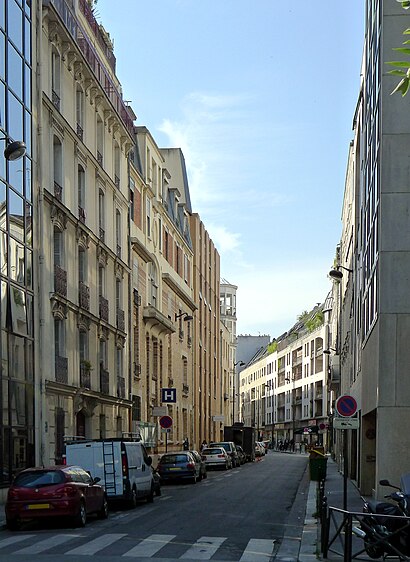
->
left=6, top=518, right=20, bottom=531
left=129, top=487, right=138, bottom=509
left=73, top=500, right=87, bottom=528
left=98, top=495, right=108, bottom=519
left=147, top=485, right=154, bottom=503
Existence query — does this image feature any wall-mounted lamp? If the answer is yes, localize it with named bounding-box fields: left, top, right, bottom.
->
left=234, top=360, right=245, bottom=368
left=1, top=135, right=26, bottom=161
left=328, top=265, right=353, bottom=280
left=323, top=347, right=337, bottom=355
left=175, top=312, right=193, bottom=322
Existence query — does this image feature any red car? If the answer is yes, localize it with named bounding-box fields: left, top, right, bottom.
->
left=5, top=465, right=108, bottom=530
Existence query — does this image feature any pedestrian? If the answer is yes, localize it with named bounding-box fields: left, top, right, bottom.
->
left=201, top=440, right=207, bottom=451
left=183, top=437, right=189, bottom=451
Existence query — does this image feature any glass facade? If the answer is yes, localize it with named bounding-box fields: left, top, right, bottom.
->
left=0, top=0, right=34, bottom=485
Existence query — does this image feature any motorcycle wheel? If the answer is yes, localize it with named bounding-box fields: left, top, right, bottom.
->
left=364, top=536, right=384, bottom=559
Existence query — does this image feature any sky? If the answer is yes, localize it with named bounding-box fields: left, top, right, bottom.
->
left=96, top=0, right=364, bottom=339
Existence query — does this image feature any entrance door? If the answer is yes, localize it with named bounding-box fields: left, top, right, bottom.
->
left=76, top=411, right=86, bottom=438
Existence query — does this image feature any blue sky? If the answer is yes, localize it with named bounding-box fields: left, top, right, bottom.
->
left=96, top=0, right=364, bottom=339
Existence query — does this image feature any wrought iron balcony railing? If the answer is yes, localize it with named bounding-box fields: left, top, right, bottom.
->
left=99, top=295, right=109, bottom=322
left=79, top=281, right=90, bottom=310
left=54, top=265, right=67, bottom=297
left=100, top=367, right=109, bottom=394
left=55, top=355, right=68, bottom=384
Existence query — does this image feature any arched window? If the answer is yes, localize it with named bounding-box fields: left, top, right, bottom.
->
left=53, top=136, right=63, bottom=200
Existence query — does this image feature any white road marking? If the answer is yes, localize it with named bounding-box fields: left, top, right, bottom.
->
left=180, top=536, right=227, bottom=560
left=65, top=533, right=126, bottom=555
left=239, top=538, right=276, bottom=561
left=123, top=534, right=176, bottom=557
left=0, top=535, right=35, bottom=549
left=16, top=534, right=77, bottom=554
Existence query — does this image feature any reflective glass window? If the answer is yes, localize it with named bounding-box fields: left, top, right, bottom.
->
left=24, top=0, right=31, bottom=16
left=24, top=14, right=30, bottom=61
left=7, top=0, right=23, bottom=54
left=8, top=92, right=23, bottom=141
left=26, top=248, right=32, bottom=288
left=24, top=62, right=30, bottom=107
left=0, top=179, right=5, bottom=218
left=25, top=202, right=32, bottom=246
left=24, top=108, right=31, bottom=156
left=2, top=381, right=9, bottom=426
left=8, top=190, right=24, bottom=242
left=8, top=43, right=23, bottom=99
left=0, top=31, right=5, bottom=80
left=9, top=334, right=25, bottom=380
left=0, top=230, right=7, bottom=275
left=9, top=239, right=24, bottom=283
left=25, top=157, right=31, bottom=201
left=1, top=280, right=7, bottom=329
left=10, top=287, right=27, bottom=336
left=9, top=158, right=23, bottom=194
left=25, top=294, right=33, bottom=336
left=0, top=1, right=4, bottom=31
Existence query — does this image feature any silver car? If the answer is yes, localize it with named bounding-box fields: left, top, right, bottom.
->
left=201, top=447, right=232, bottom=470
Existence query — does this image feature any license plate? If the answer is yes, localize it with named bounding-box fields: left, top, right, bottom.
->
left=27, top=503, right=50, bottom=510
left=169, top=467, right=181, bottom=471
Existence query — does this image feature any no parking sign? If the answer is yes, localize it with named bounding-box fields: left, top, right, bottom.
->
left=335, top=395, right=357, bottom=417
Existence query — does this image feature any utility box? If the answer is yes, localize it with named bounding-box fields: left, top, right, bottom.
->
left=309, top=448, right=327, bottom=481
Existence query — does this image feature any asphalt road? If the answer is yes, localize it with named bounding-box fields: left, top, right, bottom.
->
left=0, top=452, right=309, bottom=562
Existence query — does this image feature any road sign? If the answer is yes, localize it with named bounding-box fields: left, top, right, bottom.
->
left=213, top=415, right=225, bottom=422
left=152, top=406, right=167, bottom=416
left=161, top=428, right=171, bottom=433
left=159, top=415, right=173, bottom=429
left=334, top=417, right=360, bottom=430
left=335, top=395, right=358, bottom=417
left=161, top=388, right=177, bottom=403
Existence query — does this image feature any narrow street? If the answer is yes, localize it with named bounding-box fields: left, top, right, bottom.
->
left=0, top=453, right=308, bottom=562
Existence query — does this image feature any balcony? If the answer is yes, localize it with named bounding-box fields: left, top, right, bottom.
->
left=182, top=383, right=189, bottom=395
left=116, top=308, right=125, bottom=331
left=78, top=0, right=116, bottom=71
left=78, top=206, right=86, bottom=223
left=80, top=362, right=91, bottom=389
left=54, top=265, right=67, bottom=297
left=99, top=295, right=109, bottom=322
left=76, top=122, right=83, bottom=142
left=117, top=376, right=126, bottom=399
left=55, top=355, right=68, bottom=384
left=54, top=180, right=63, bottom=201
left=52, top=89, right=60, bottom=111
left=100, top=367, right=110, bottom=394
left=133, top=362, right=141, bottom=379
left=79, top=281, right=90, bottom=310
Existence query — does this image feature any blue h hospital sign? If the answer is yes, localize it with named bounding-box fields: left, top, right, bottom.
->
left=161, top=388, right=177, bottom=403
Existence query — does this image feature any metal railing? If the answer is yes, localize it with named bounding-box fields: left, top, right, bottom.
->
left=321, top=503, right=410, bottom=561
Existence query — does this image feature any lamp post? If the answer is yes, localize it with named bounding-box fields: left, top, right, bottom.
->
left=232, top=360, right=245, bottom=424
left=0, top=134, right=26, bottom=161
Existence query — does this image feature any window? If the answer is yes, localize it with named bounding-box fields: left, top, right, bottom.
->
left=78, top=165, right=85, bottom=218
left=76, top=85, right=84, bottom=141
left=51, top=49, right=60, bottom=109
left=132, top=395, right=141, bottom=421
left=114, top=143, right=120, bottom=188
left=98, top=265, right=105, bottom=297
left=54, top=227, right=63, bottom=267
left=53, top=136, right=62, bottom=199
left=148, top=262, right=157, bottom=307
left=99, top=338, right=107, bottom=369
left=54, top=318, right=65, bottom=357
left=78, top=246, right=86, bottom=283
left=96, top=114, right=104, bottom=165
left=98, top=189, right=105, bottom=240
left=146, top=195, right=151, bottom=238
left=116, top=209, right=121, bottom=257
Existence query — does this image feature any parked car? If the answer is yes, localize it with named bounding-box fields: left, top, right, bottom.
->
left=210, top=441, right=240, bottom=467
left=189, top=450, right=207, bottom=479
left=5, top=465, right=108, bottom=530
left=201, top=446, right=232, bottom=470
left=156, top=451, right=203, bottom=483
left=235, top=445, right=246, bottom=465
left=64, top=438, right=154, bottom=506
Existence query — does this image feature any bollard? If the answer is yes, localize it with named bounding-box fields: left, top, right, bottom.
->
left=344, top=513, right=353, bottom=562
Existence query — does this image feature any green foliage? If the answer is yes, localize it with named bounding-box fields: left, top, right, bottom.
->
left=388, top=3, right=410, bottom=95
left=297, top=311, right=309, bottom=322
left=267, top=340, right=278, bottom=354
left=305, top=311, right=324, bottom=333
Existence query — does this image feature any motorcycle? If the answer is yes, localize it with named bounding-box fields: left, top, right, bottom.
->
left=353, top=473, right=410, bottom=559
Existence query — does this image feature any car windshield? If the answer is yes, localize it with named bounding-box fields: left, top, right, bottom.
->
left=13, top=470, right=65, bottom=488
left=213, top=443, right=229, bottom=452
left=203, top=448, right=223, bottom=455
left=160, top=454, right=188, bottom=464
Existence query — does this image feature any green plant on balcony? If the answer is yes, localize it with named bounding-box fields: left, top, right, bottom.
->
left=80, top=359, right=93, bottom=372
left=267, top=340, right=277, bottom=354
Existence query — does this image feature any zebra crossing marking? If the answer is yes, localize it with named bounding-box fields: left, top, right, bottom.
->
left=15, top=534, right=78, bottom=554
left=239, top=538, right=276, bottom=561
left=65, top=533, right=126, bottom=555
left=180, top=536, right=227, bottom=559
left=122, top=534, right=176, bottom=557
left=0, top=535, right=35, bottom=549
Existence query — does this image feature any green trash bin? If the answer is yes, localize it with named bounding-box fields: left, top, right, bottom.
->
left=309, top=457, right=328, bottom=481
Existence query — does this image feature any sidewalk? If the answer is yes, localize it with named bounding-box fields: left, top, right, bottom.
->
left=299, top=455, right=367, bottom=561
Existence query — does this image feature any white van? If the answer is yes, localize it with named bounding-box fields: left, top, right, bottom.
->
left=64, top=438, right=155, bottom=507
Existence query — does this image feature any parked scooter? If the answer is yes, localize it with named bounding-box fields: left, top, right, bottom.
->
left=353, top=474, right=410, bottom=559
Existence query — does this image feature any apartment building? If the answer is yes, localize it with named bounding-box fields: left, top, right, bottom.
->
left=334, top=1, right=410, bottom=496
left=240, top=307, right=329, bottom=447
left=128, top=134, right=195, bottom=452
left=37, top=0, right=136, bottom=464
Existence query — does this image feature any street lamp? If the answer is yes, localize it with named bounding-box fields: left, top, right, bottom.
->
left=0, top=135, right=26, bottom=161
left=328, top=265, right=353, bottom=281
left=232, top=360, right=245, bottom=424
left=175, top=312, right=193, bottom=321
